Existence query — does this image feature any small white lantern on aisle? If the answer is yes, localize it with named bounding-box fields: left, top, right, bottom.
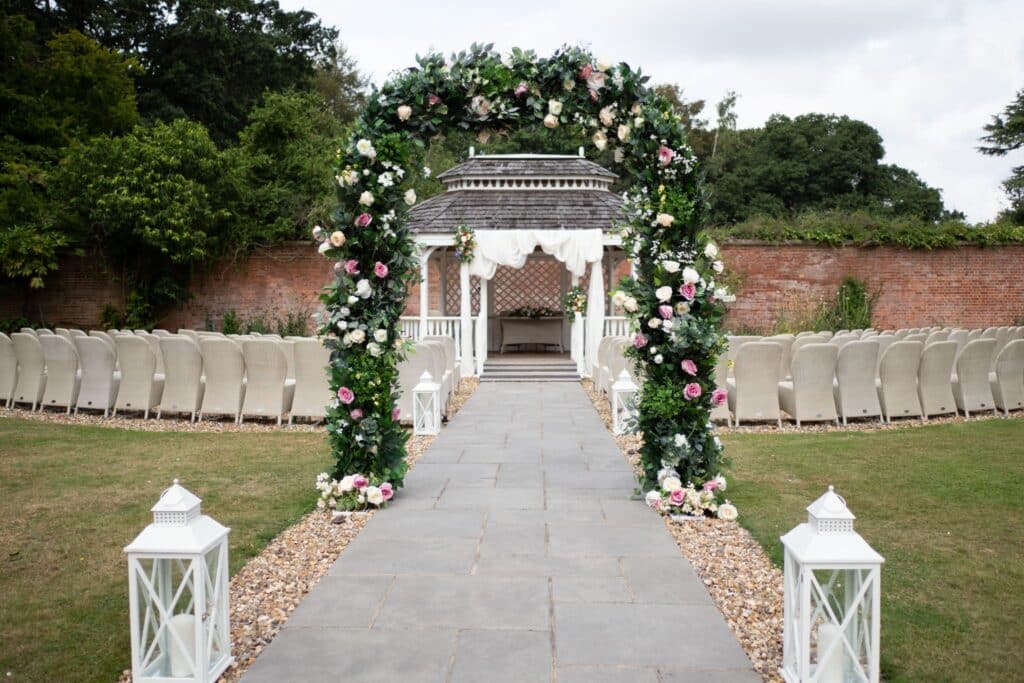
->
left=412, top=370, right=441, bottom=435
left=125, top=480, right=232, bottom=683
left=611, top=370, right=639, bottom=435
left=780, top=485, right=884, bottom=683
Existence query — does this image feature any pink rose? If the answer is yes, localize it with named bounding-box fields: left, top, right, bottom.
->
left=374, top=261, right=389, bottom=278
left=352, top=474, right=368, bottom=490
left=703, top=480, right=719, bottom=492
left=392, top=406, right=401, bottom=421
left=658, top=305, right=673, bottom=319
left=683, top=382, right=702, bottom=400
left=380, top=482, right=394, bottom=501
left=337, top=386, right=355, bottom=404
left=344, top=259, right=360, bottom=275
left=428, top=94, right=441, bottom=106
left=633, top=333, right=648, bottom=349
left=670, top=488, right=686, bottom=505
left=658, top=145, right=675, bottom=166
left=354, top=212, right=373, bottom=228
left=579, top=63, right=594, bottom=80
left=514, top=82, right=528, bottom=97
left=350, top=408, right=364, bottom=419
left=712, top=387, right=728, bottom=406
left=681, top=359, right=698, bottom=376
left=679, top=283, right=696, bottom=301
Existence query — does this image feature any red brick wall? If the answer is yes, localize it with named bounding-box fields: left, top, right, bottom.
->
left=3, top=241, right=1022, bottom=331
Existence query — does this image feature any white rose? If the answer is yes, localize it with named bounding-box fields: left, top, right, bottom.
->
left=611, top=290, right=626, bottom=306
left=662, top=476, right=683, bottom=492
left=712, top=260, right=724, bottom=273
left=655, top=285, right=673, bottom=302
left=674, top=433, right=689, bottom=448
left=367, top=342, right=383, bottom=357
left=330, top=231, right=346, bottom=247
left=675, top=302, right=691, bottom=315
left=631, top=102, right=642, bottom=115
left=344, top=170, right=359, bottom=186
left=365, top=486, right=384, bottom=506
left=704, top=242, right=719, bottom=259
left=340, top=306, right=351, bottom=316
left=648, top=318, right=662, bottom=329
left=634, top=116, right=645, bottom=129
left=617, top=124, right=631, bottom=141
left=374, top=328, right=387, bottom=343
left=355, top=279, right=372, bottom=299
left=356, top=138, right=376, bottom=158
left=586, top=71, right=606, bottom=91
left=341, top=332, right=352, bottom=346
left=597, top=57, right=613, bottom=72
left=349, top=329, right=366, bottom=344
left=623, top=296, right=638, bottom=312
left=682, top=267, right=700, bottom=284
left=347, top=295, right=358, bottom=305
left=717, top=503, right=738, bottom=521
left=592, top=130, right=607, bottom=151
left=654, top=354, right=663, bottom=364
left=656, top=213, right=674, bottom=227
left=543, top=113, right=558, bottom=129
left=644, top=490, right=662, bottom=508
left=397, top=104, right=412, bottom=121
left=713, top=475, right=728, bottom=492
left=662, top=319, right=674, bottom=330
left=317, top=241, right=331, bottom=254
left=548, top=99, right=563, bottom=115
left=599, top=106, right=615, bottom=127
left=359, top=191, right=374, bottom=206
left=336, top=320, right=348, bottom=331
left=404, top=189, right=417, bottom=205
left=663, top=260, right=680, bottom=273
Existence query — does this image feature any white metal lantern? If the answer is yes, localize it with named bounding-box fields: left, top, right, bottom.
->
left=611, top=370, right=639, bottom=435
left=125, top=480, right=232, bottom=683
left=780, top=485, right=884, bottom=683
left=412, top=370, right=441, bottom=436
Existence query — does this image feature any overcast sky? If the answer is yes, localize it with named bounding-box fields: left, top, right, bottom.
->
left=282, top=0, right=1023, bottom=222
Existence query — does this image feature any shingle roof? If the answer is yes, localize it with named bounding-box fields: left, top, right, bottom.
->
left=436, top=154, right=618, bottom=181
left=406, top=189, right=625, bottom=233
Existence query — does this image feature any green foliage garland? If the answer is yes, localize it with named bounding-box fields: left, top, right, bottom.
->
left=312, top=44, right=726, bottom=491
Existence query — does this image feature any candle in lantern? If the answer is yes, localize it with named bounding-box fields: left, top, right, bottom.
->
left=817, top=623, right=844, bottom=683
left=169, top=612, right=196, bottom=677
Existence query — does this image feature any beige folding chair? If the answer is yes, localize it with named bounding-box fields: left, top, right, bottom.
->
left=947, top=330, right=968, bottom=358
left=37, top=328, right=54, bottom=336
left=199, top=338, right=246, bottom=423
left=833, top=340, right=882, bottom=425
left=289, top=338, right=331, bottom=424
left=917, top=341, right=957, bottom=419
left=779, top=343, right=838, bottom=427
left=423, top=334, right=460, bottom=386
left=952, top=339, right=997, bottom=418
left=727, top=341, right=783, bottom=427
left=0, top=332, right=19, bottom=407
left=877, top=341, right=923, bottom=422
left=874, top=335, right=897, bottom=380
left=710, top=348, right=731, bottom=425
left=725, top=335, right=762, bottom=376
left=137, top=332, right=165, bottom=377
left=765, top=334, right=795, bottom=379
left=114, top=335, right=164, bottom=418
left=55, top=327, right=72, bottom=340
left=73, top=336, right=119, bottom=416
left=990, top=339, right=1024, bottom=417
left=11, top=332, right=47, bottom=411
left=178, top=329, right=200, bottom=343
left=151, top=329, right=172, bottom=337
left=88, top=329, right=116, bottom=351
left=240, top=339, right=295, bottom=425
left=420, top=339, right=452, bottom=409
left=158, top=336, right=205, bottom=422
left=19, top=327, right=37, bottom=336
left=397, top=342, right=438, bottom=424
left=992, top=327, right=1013, bottom=371
left=39, top=334, right=81, bottom=413
left=924, top=330, right=948, bottom=346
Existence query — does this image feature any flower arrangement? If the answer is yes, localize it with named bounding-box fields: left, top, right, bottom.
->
left=453, top=224, right=477, bottom=263
left=310, top=43, right=725, bottom=496
left=315, top=472, right=394, bottom=512
left=644, top=471, right=737, bottom=520
left=564, top=285, right=587, bottom=316
left=501, top=306, right=560, bottom=318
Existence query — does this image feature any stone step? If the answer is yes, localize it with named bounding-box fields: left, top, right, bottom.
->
left=480, top=361, right=581, bottom=382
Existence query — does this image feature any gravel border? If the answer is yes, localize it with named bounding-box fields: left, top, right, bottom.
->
left=581, top=378, right=785, bottom=682
left=116, top=378, right=480, bottom=683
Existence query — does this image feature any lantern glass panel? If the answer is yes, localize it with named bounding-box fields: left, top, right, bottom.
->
left=133, top=557, right=197, bottom=678
left=204, top=546, right=229, bottom=669
left=810, top=568, right=874, bottom=683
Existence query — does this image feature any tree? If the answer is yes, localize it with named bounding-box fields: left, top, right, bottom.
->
left=979, top=87, right=1024, bottom=223
left=653, top=83, right=712, bottom=157
left=710, top=90, right=738, bottom=159
left=312, top=40, right=369, bottom=125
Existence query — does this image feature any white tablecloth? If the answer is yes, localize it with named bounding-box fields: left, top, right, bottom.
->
left=499, top=317, right=564, bottom=352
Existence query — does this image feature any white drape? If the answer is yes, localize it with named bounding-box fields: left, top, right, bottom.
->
left=468, top=229, right=605, bottom=376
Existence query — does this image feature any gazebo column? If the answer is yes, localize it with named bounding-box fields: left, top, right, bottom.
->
left=459, top=261, right=474, bottom=376
left=570, top=272, right=585, bottom=375
left=476, top=276, right=488, bottom=375
left=417, top=246, right=434, bottom=340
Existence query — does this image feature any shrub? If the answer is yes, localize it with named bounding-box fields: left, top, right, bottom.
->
left=221, top=310, right=241, bottom=334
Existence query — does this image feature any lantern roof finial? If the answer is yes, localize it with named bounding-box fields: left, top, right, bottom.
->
left=151, top=479, right=202, bottom=526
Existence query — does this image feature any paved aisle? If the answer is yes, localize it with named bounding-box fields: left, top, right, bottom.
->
left=243, top=382, right=758, bottom=683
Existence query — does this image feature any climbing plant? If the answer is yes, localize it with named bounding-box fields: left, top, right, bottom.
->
left=311, top=44, right=730, bottom=491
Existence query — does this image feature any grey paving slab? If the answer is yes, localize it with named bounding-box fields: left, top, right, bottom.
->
left=450, top=630, right=553, bottom=683
left=242, top=381, right=756, bottom=682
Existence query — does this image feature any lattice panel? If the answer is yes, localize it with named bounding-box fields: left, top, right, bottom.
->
left=493, top=256, right=565, bottom=314
left=444, top=259, right=480, bottom=315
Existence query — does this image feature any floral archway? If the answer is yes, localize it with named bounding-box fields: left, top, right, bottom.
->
left=312, top=44, right=729, bottom=493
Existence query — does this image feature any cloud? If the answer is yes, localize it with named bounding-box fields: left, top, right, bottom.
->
left=286, top=0, right=1024, bottom=220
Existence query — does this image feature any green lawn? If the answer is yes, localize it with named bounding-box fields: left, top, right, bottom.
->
left=724, top=419, right=1024, bottom=683
left=0, top=418, right=331, bottom=683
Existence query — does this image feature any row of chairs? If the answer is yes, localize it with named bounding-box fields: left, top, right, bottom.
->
left=396, top=336, right=461, bottom=423
left=2, top=329, right=331, bottom=425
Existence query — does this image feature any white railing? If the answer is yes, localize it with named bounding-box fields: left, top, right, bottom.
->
left=400, top=316, right=468, bottom=359
left=603, top=316, right=631, bottom=337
